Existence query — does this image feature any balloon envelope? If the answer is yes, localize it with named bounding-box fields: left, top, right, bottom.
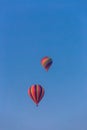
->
left=28, top=84, right=45, bottom=106
left=41, top=56, right=53, bottom=71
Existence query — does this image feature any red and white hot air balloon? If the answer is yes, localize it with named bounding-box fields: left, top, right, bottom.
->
left=28, top=84, right=45, bottom=106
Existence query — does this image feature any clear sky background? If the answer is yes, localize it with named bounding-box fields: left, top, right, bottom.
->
left=0, top=0, right=87, bottom=130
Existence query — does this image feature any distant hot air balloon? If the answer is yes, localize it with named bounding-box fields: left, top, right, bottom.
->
left=41, top=56, right=53, bottom=71
left=28, top=84, right=45, bottom=106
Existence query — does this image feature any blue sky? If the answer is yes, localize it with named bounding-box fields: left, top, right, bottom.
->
left=0, top=0, right=87, bottom=130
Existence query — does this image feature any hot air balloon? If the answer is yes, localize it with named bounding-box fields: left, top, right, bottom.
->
left=28, top=84, right=45, bottom=106
left=41, top=56, right=53, bottom=71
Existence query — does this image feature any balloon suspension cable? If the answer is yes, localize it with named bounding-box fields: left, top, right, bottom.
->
left=36, top=104, right=38, bottom=107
